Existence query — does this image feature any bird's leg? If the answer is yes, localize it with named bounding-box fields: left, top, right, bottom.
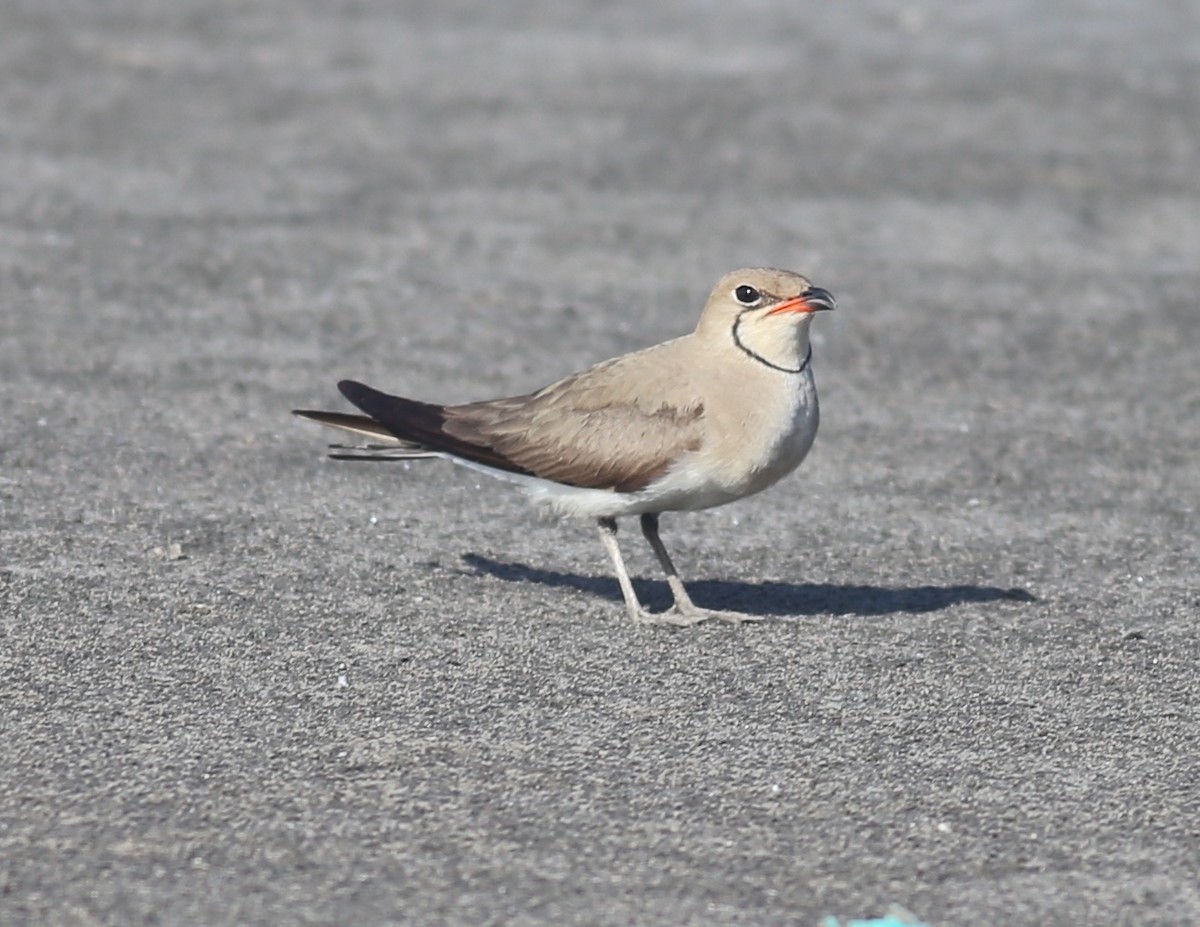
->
left=638, top=512, right=699, bottom=612
left=596, top=518, right=701, bottom=626
left=639, top=513, right=763, bottom=624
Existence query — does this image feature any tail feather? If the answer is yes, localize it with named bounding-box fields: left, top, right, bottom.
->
left=328, top=442, right=419, bottom=452
left=292, top=409, right=401, bottom=443
left=328, top=451, right=436, bottom=462
left=296, top=380, right=535, bottom=478
left=325, top=441, right=437, bottom=462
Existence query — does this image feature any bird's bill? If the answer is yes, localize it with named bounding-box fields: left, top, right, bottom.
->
left=767, top=286, right=837, bottom=316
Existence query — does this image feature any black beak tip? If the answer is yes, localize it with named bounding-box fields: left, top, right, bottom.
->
left=806, top=285, right=835, bottom=312
left=802, top=286, right=836, bottom=311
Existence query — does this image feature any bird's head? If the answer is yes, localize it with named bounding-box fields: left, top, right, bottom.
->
left=696, top=268, right=835, bottom=373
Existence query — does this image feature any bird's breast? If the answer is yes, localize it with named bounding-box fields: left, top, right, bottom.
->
left=646, top=369, right=819, bottom=511
left=736, top=370, right=820, bottom=493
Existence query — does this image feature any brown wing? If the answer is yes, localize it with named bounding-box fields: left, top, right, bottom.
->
left=334, top=345, right=707, bottom=492
left=445, top=365, right=704, bottom=492
left=334, top=381, right=538, bottom=477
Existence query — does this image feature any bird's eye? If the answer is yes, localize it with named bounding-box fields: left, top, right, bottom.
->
left=734, top=285, right=762, bottom=306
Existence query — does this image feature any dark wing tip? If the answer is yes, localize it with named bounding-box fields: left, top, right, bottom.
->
left=337, top=379, right=371, bottom=404
left=329, top=380, right=539, bottom=479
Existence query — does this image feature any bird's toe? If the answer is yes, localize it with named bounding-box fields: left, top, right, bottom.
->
left=696, top=607, right=764, bottom=624
left=634, top=607, right=707, bottom=627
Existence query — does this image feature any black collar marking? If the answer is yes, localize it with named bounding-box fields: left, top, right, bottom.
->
left=732, top=313, right=813, bottom=375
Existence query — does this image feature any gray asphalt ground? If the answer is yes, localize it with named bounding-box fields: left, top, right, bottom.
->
left=2, top=2, right=1198, bottom=925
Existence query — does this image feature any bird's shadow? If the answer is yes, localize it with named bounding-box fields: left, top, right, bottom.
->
left=459, top=553, right=1036, bottom=618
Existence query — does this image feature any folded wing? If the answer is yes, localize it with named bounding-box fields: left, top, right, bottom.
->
left=298, top=357, right=706, bottom=493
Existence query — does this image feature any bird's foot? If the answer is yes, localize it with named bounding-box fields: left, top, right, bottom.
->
left=632, top=605, right=707, bottom=627
left=631, top=604, right=763, bottom=626
left=685, top=606, right=764, bottom=625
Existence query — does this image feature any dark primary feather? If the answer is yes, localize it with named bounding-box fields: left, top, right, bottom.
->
left=337, top=380, right=538, bottom=478
left=332, top=369, right=705, bottom=493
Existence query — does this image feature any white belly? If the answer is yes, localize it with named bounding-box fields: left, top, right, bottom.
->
left=515, top=369, right=820, bottom=519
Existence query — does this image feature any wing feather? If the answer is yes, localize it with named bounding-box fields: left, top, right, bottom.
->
left=303, top=340, right=707, bottom=493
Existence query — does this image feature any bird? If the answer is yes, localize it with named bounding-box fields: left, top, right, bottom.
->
left=294, top=267, right=835, bottom=626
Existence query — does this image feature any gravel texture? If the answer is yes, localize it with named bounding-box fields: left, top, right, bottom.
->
left=2, top=2, right=1198, bottom=925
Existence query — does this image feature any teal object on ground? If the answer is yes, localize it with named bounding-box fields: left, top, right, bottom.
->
left=823, top=907, right=930, bottom=927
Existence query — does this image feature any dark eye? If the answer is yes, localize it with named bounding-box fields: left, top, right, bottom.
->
left=734, top=285, right=761, bottom=305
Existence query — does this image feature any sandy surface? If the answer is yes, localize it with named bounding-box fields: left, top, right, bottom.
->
left=2, top=2, right=1198, bottom=924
